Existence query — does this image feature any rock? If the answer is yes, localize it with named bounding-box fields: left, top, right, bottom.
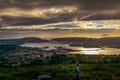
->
left=38, top=75, right=52, bottom=80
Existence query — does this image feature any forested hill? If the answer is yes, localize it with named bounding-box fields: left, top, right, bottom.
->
left=0, top=37, right=48, bottom=45
left=0, top=37, right=120, bottom=48
left=51, top=37, right=120, bottom=48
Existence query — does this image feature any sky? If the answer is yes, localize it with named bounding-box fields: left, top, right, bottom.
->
left=0, top=0, right=120, bottom=39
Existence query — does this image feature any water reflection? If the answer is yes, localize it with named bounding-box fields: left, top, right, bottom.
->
left=72, top=47, right=120, bottom=55
left=21, top=42, right=120, bottom=55
left=80, top=48, right=100, bottom=55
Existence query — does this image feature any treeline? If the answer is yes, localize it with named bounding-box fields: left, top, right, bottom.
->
left=1, top=52, right=120, bottom=68
left=42, top=53, right=120, bottom=64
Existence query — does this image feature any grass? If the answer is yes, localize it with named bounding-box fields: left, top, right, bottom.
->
left=0, top=63, right=120, bottom=80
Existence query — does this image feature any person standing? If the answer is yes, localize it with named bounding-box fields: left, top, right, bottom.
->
left=74, top=63, right=80, bottom=80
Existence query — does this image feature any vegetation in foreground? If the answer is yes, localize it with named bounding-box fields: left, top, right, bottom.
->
left=0, top=45, right=120, bottom=80
left=0, top=63, right=120, bottom=80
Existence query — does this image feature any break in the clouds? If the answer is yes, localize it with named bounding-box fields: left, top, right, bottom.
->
left=0, top=0, right=120, bottom=26
left=0, top=29, right=120, bottom=39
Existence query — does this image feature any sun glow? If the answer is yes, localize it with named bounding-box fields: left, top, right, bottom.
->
left=80, top=48, right=100, bottom=55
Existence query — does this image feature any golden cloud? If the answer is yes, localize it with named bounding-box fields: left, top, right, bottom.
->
left=0, top=6, right=78, bottom=18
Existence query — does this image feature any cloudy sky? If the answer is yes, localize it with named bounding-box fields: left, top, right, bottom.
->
left=0, top=0, right=120, bottom=39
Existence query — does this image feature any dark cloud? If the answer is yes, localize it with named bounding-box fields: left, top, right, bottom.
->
left=1, top=13, right=120, bottom=26
left=0, top=0, right=119, bottom=10
left=1, top=16, right=54, bottom=26
left=0, top=12, right=86, bottom=26
left=0, top=0, right=75, bottom=10
left=0, top=0, right=120, bottom=26
left=76, top=0, right=120, bottom=10
left=81, top=13, right=120, bottom=20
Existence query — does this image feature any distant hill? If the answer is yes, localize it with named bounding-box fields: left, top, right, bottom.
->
left=0, top=37, right=48, bottom=45
left=1, top=37, right=120, bottom=48
left=51, top=37, right=120, bottom=48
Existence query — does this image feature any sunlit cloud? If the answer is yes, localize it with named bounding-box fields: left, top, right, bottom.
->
left=0, top=0, right=120, bottom=39
left=0, top=20, right=120, bottom=30
left=79, top=13, right=96, bottom=20
left=0, top=6, right=78, bottom=18
left=0, top=29, right=120, bottom=39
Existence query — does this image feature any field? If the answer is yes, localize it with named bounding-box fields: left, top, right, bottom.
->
left=0, top=63, right=120, bottom=80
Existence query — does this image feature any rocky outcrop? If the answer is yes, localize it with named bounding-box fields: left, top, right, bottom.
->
left=38, top=75, right=52, bottom=80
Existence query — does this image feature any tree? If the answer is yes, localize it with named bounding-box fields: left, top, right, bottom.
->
left=50, top=52, right=60, bottom=64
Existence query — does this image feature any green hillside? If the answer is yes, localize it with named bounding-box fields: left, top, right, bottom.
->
left=0, top=63, right=120, bottom=80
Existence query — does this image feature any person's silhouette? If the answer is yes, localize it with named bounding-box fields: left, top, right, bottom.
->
left=74, top=63, right=80, bottom=80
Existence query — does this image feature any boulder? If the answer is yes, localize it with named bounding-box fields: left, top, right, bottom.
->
left=38, top=75, right=52, bottom=80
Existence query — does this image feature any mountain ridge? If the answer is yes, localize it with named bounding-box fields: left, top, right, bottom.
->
left=0, top=37, right=48, bottom=45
